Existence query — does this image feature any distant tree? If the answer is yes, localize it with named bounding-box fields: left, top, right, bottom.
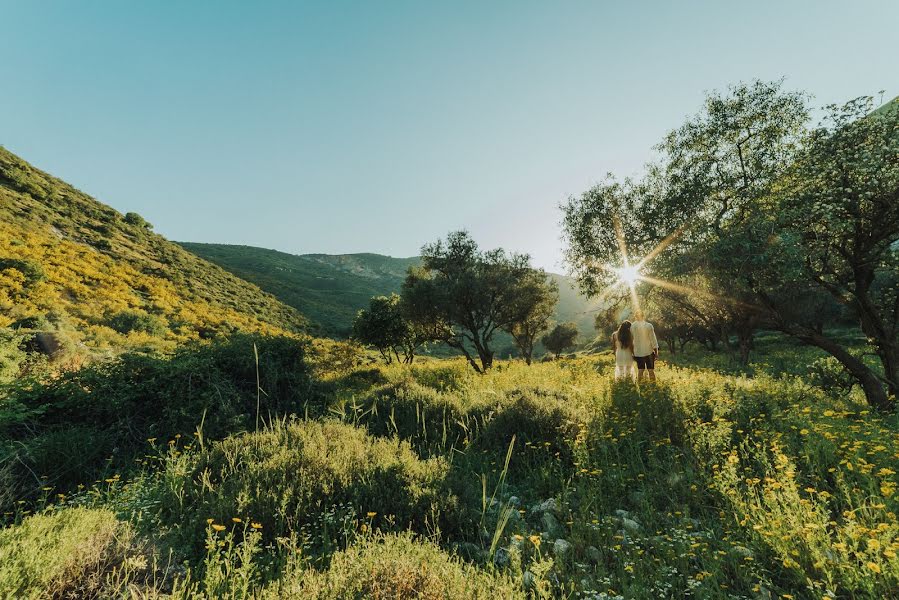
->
left=353, top=294, right=428, bottom=364
left=508, top=269, right=558, bottom=365
left=124, top=212, right=153, bottom=230
left=542, top=322, right=579, bottom=357
left=402, top=231, right=551, bottom=373
left=353, top=294, right=407, bottom=364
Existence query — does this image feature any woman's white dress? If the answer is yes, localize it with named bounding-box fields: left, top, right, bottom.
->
left=613, top=336, right=635, bottom=380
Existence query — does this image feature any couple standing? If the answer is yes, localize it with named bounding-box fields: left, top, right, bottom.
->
left=611, top=310, right=659, bottom=382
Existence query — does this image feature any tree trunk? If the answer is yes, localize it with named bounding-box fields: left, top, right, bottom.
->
left=788, top=326, right=894, bottom=412
left=853, top=287, right=899, bottom=399
left=736, top=326, right=754, bottom=366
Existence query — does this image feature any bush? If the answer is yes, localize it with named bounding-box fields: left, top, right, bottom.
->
left=147, top=420, right=451, bottom=560
left=0, top=257, right=46, bottom=286
left=0, top=328, right=28, bottom=384
left=124, top=211, right=153, bottom=229
left=105, top=309, right=168, bottom=336
left=2, top=335, right=322, bottom=512
left=0, top=508, right=139, bottom=599
left=273, top=533, right=524, bottom=599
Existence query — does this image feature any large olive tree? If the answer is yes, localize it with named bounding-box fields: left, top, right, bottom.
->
left=563, top=81, right=899, bottom=410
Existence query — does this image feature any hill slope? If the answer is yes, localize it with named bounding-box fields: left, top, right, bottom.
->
left=0, top=147, right=306, bottom=357
left=179, top=243, right=599, bottom=338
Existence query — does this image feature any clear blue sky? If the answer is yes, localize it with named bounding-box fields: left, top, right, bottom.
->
left=1, top=1, right=895, bottom=271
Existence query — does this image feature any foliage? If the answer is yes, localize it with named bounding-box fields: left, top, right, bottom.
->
left=541, top=322, right=579, bottom=356
left=4, top=337, right=899, bottom=597
left=0, top=327, right=29, bottom=383
left=352, top=293, right=427, bottom=364
left=402, top=231, right=557, bottom=372
left=562, top=82, right=899, bottom=409
left=508, top=269, right=559, bottom=365
left=105, top=308, right=168, bottom=336
left=1, top=334, right=321, bottom=513
left=144, top=419, right=451, bottom=561
left=0, top=507, right=142, bottom=599
left=775, top=96, right=899, bottom=405
left=0, top=147, right=306, bottom=358
left=275, top=533, right=524, bottom=599
left=124, top=211, right=153, bottom=229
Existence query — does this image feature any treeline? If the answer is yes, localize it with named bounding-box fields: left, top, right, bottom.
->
left=563, top=81, right=898, bottom=411
left=352, top=231, right=577, bottom=371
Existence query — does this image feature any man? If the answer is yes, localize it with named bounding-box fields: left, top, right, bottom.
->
left=631, top=309, right=659, bottom=382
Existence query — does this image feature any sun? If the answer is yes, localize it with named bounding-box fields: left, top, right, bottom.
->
left=614, top=264, right=641, bottom=286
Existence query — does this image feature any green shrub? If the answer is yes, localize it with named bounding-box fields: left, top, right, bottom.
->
left=0, top=257, right=46, bottom=286
left=269, top=533, right=524, bottom=599
left=148, top=420, right=451, bottom=560
left=124, top=211, right=153, bottom=230
left=0, top=327, right=28, bottom=383
left=0, top=508, right=137, bottom=599
left=2, top=335, right=322, bottom=512
left=105, top=309, right=168, bottom=336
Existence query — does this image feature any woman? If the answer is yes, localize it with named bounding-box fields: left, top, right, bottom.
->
left=611, top=320, right=635, bottom=381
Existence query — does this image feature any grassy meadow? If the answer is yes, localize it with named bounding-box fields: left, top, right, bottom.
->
left=1, top=334, right=897, bottom=599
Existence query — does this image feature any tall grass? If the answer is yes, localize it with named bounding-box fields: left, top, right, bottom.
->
left=2, top=345, right=897, bottom=598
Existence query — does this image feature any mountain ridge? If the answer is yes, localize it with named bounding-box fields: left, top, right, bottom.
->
left=179, top=242, right=599, bottom=338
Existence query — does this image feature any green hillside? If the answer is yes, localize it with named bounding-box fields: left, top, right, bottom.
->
left=179, top=243, right=599, bottom=338
left=0, top=147, right=306, bottom=360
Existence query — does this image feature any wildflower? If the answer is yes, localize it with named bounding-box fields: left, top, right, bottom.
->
left=206, top=518, right=214, bottom=525
left=232, top=517, right=242, bottom=523
left=251, top=522, right=262, bottom=530
left=212, top=524, right=226, bottom=532
left=529, top=534, right=541, bottom=548
left=366, top=511, right=377, bottom=518
left=867, top=562, right=881, bottom=574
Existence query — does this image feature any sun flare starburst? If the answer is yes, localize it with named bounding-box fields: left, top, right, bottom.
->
left=614, top=264, right=642, bottom=286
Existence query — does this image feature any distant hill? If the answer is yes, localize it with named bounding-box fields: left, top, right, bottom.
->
left=179, top=243, right=599, bottom=339
left=0, top=147, right=306, bottom=357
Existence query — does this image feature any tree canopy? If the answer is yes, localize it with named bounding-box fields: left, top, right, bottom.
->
left=402, top=231, right=557, bottom=372
left=563, top=81, right=899, bottom=410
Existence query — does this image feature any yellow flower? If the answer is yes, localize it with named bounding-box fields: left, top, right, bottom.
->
left=232, top=517, right=242, bottom=523
left=206, top=518, right=214, bottom=525
left=212, top=524, right=226, bottom=532
left=251, top=522, right=262, bottom=530
left=366, top=512, right=377, bottom=518
left=529, top=534, right=541, bottom=548
left=867, top=562, right=881, bottom=574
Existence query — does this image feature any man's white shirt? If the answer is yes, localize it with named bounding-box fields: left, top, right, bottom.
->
left=631, top=320, right=658, bottom=358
